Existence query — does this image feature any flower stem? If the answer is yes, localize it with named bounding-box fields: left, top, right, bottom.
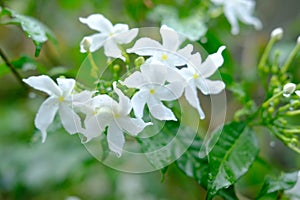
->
left=281, top=42, right=300, bottom=73
left=262, top=91, right=284, bottom=108
left=258, top=36, right=278, bottom=72
left=285, top=110, right=300, bottom=116
left=0, top=47, right=26, bottom=88
left=87, top=52, right=99, bottom=79
left=283, top=129, right=300, bottom=134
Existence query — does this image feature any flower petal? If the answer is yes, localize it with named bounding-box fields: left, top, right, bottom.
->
left=57, top=78, right=75, bottom=96
left=79, top=14, right=113, bottom=33
left=59, top=104, right=83, bottom=135
left=113, top=82, right=132, bottom=115
left=160, top=25, right=180, bottom=51
left=104, top=39, right=124, bottom=60
left=296, top=90, right=300, bottom=97
left=224, top=4, right=240, bottom=35
left=148, top=97, right=177, bottom=121
left=177, top=44, right=196, bottom=64
left=34, top=97, right=59, bottom=142
left=23, top=75, right=61, bottom=96
left=127, top=37, right=162, bottom=55
left=71, top=90, right=95, bottom=105
left=211, top=0, right=224, bottom=5
left=196, top=46, right=226, bottom=78
left=235, top=2, right=262, bottom=30
left=140, top=62, right=167, bottom=85
left=116, top=117, right=151, bottom=136
left=114, top=28, right=138, bottom=44
left=195, top=78, right=225, bottom=95
left=184, top=84, right=205, bottom=119
left=83, top=116, right=104, bottom=142
left=179, top=67, right=195, bottom=80
left=80, top=34, right=107, bottom=53
left=155, top=82, right=183, bottom=101
left=107, top=123, right=125, bottom=157
left=113, top=23, right=129, bottom=33
left=238, top=1, right=261, bottom=28
left=120, top=71, right=145, bottom=88
left=131, top=90, right=148, bottom=118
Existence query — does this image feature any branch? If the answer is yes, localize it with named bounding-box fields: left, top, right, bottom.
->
left=0, top=47, right=27, bottom=87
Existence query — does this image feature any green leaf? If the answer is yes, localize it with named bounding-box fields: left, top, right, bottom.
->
left=0, top=7, right=56, bottom=56
left=148, top=5, right=207, bottom=41
left=175, top=134, right=238, bottom=200
left=256, top=171, right=298, bottom=199
left=207, top=121, right=259, bottom=198
left=160, top=166, right=168, bottom=182
left=136, top=121, right=198, bottom=170
left=0, top=55, right=48, bottom=77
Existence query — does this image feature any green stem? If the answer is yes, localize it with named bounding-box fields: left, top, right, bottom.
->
left=258, top=36, right=278, bottom=72
left=262, top=91, right=284, bottom=108
left=281, top=43, right=300, bottom=73
left=283, top=129, right=300, bottom=134
left=87, top=52, right=99, bottom=79
left=0, top=47, right=26, bottom=88
left=285, top=110, right=300, bottom=116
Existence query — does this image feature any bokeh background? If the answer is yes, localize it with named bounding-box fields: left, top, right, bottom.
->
left=0, top=0, right=300, bottom=199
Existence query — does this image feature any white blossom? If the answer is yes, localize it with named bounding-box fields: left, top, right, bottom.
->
left=23, top=75, right=92, bottom=142
left=127, top=25, right=193, bottom=67
left=211, top=0, right=262, bottom=35
left=120, top=61, right=184, bottom=121
left=79, top=14, right=138, bottom=60
left=283, top=83, right=296, bottom=97
left=179, top=46, right=226, bottom=119
left=81, top=82, right=151, bottom=157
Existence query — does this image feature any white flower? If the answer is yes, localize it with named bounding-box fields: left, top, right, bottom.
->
left=79, top=14, right=138, bottom=60
left=211, top=0, right=262, bottom=35
left=179, top=46, right=226, bottom=119
left=23, top=75, right=91, bottom=142
left=127, top=25, right=193, bottom=67
left=81, top=82, right=151, bottom=157
left=120, top=61, right=184, bottom=121
left=283, top=83, right=296, bottom=97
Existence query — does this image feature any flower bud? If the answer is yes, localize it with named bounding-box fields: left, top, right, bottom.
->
left=295, top=90, right=300, bottom=97
left=81, top=37, right=91, bottom=52
left=297, top=36, right=300, bottom=45
left=134, top=57, right=145, bottom=68
left=113, top=64, right=120, bottom=72
left=283, top=83, right=296, bottom=97
left=271, top=27, right=283, bottom=40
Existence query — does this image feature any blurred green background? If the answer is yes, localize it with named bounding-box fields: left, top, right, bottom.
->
left=0, top=0, right=300, bottom=199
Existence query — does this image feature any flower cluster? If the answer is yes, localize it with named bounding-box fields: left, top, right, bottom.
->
left=23, top=14, right=226, bottom=157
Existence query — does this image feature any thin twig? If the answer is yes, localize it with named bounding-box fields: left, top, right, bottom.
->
left=0, top=47, right=26, bottom=87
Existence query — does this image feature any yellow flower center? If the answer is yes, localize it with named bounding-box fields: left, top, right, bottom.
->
left=149, top=88, right=155, bottom=95
left=193, top=73, right=199, bottom=79
left=114, top=113, right=120, bottom=118
left=161, top=54, right=168, bottom=61
left=58, top=96, right=64, bottom=102
left=109, top=32, right=114, bottom=37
